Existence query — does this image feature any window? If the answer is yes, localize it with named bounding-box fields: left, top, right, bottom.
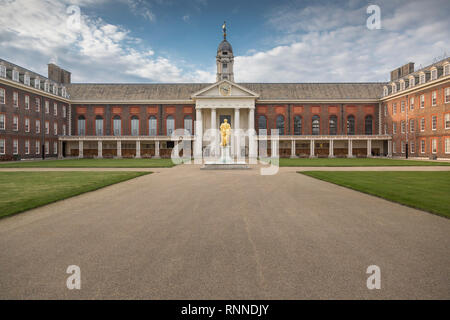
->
left=445, top=88, right=450, bottom=103
left=54, top=123, right=57, bottom=135
left=25, top=95, right=29, bottom=109
left=13, top=115, right=18, bottom=131
left=113, top=116, right=121, bottom=136
left=184, top=115, right=192, bottom=135
left=44, top=81, right=49, bottom=92
left=410, top=97, right=414, bottom=110
left=63, top=105, right=66, bottom=118
left=384, top=124, right=387, bottom=134
left=294, top=116, right=303, bottom=135
left=63, top=124, right=66, bottom=136
left=0, top=139, right=4, bottom=154
left=419, top=73, right=425, bottom=84
left=77, top=116, right=85, bottom=135
left=401, top=141, right=405, bottom=154
left=393, top=122, right=397, bottom=134
left=45, top=141, right=49, bottom=154
left=35, top=98, right=40, bottom=112
left=347, top=115, right=355, bottom=135
left=312, top=115, right=320, bottom=135
left=420, top=118, right=425, bottom=132
left=45, top=101, right=49, bottom=113
left=420, top=95, right=425, bottom=108
left=384, top=105, right=387, bottom=116
left=131, top=115, right=139, bottom=136
left=52, top=85, right=58, bottom=95
left=393, top=103, right=397, bottom=114
left=432, top=116, right=437, bottom=130
left=445, top=114, right=450, bottom=129
left=0, top=65, right=5, bottom=78
left=421, top=140, right=425, bottom=153
left=12, top=70, right=19, bottom=82
left=431, top=139, right=437, bottom=154
left=222, top=63, right=227, bottom=71
left=36, top=120, right=40, bottom=133
left=53, top=142, right=57, bottom=155
left=148, top=116, right=157, bottom=136
left=410, top=142, right=415, bottom=154
left=54, top=103, right=57, bottom=116
left=13, top=139, right=18, bottom=154
left=400, top=81, right=405, bottom=91
left=258, top=115, right=267, bottom=134
left=45, top=121, right=49, bottom=134
left=276, top=115, right=284, bottom=135
left=165, top=115, right=174, bottom=136
left=25, top=118, right=30, bottom=132
left=409, top=77, right=415, bottom=87
left=24, top=74, right=30, bottom=86
left=13, top=92, right=18, bottom=107
left=25, top=140, right=30, bottom=154
left=95, top=116, right=103, bottom=136
left=401, top=120, right=405, bottom=133
left=35, top=141, right=40, bottom=154
left=431, top=69, right=437, bottom=80
left=392, top=84, right=397, bottom=93
left=365, top=115, right=373, bottom=135
left=393, top=142, right=396, bottom=153
left=0, top=88, right=4, bottom=104
left=401, top=101, right=405, bottom=112
left=383, top=87, right=388, bottom=96
left=0, top=114, right=4, bottom=130
left=34, top=78, right=40, bottom=89
left=445, top=138, right=450, bottom=154
left=444, top=64, right=450, bottom=76
left=410, top=119, right=415, bottom=132
left=432, top=91, right=437, bottom=106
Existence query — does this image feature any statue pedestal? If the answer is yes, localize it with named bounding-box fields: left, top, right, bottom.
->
left=219, top=146, right=233, bottom=164
left=202, top=146, right=249, bottom=170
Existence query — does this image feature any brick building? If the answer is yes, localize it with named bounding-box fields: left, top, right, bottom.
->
left=0, top=34, right=449, bottom=161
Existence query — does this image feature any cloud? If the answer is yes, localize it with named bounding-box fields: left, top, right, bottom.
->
left=122, top=0, right=156, bottom=22
left=182, top=14, right=190, bottom=22
left=0, top=0, right=215, bottom=83
left=234, top=0, right=450, bottom=83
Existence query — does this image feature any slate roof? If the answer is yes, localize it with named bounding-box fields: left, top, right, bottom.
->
left=66, top=82, right=385, bottom=101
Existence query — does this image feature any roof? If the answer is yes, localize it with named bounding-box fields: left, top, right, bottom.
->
left=217, top=39, right=233, bottom=53
left=66, top=82, right=385, bottom=101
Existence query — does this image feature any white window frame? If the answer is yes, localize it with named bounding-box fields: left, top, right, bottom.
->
left=25, top=117, right=30, bottom=132
left=401, top=101, right=405, bottom=112
left=420, top=95, right=425, bottom=108
left=445, top=138, right=450, bottom=154
left=401, top=120, right=405, bottom=133
left=420, top=140, right=425, bottom=154
left=432, top=91, right=437, bottom=106
left=393, top=142, right=396, bottom=153
left=45, top=101, right=49, bottom=114
left=13, top=115, right=18, bottom=131
left=400, top=81, right=405, bottom=91
left=0, top=65, right=6, bottom=78
left=53, top=142, right=57, bottom=155
left=420, top=118, right=425, bottom=132
left=393, top=122, right=397, bottom=134
left=410, top=141, right=415, bottom=154
left=444, top=64, right=450, bottom=76
left=393, top=103, right=397, bottom=115
left=25, top=140, right=30, bottom=155
left=12, top=70, right=19, bottom=82
left=410, top=97, right=414, bottom=109
left=431, top=139, right=437, bottom=154
left=410, top=119, right=414, bottom=132
left=34, top=78, right=40, bottom=89
left=445, top=113, right=450, bottom=130
left=25, top=95, right=29, bottom=109
left=24, top=74, right=30, bottom=86
left=54, top=103, right=57, bottom=116
left=392, top=83, right=397, bottom=93
left=0, top=88, right=5, bottom=104
left=445, top=88, right=450, bottom=103
left=54, top=123, right=58, bottom=135
left=0, top=114, right=5, bottom=130
left=36, top=119, right=40, bottom=133
left=431, top=68, right=437, bottom=81
left=401, top=141, right=405, bottom=154
left=45, top=121, right=49, bottom=134
left=52, top=85, right=58, bottom=95
left=13, top=92, right=18, bottom=107
left=13, top=139, right=18, bottom=155
left=35, top=140, right=40, bottom=155
left=432, top=116, right=437, bottom=131
left=0, top=139, right=5, bottom=155
left=35, top=98, right=40, bottom=112
left=63, top=105, right=66, bottom=118
left=45, top=141, right=49, bottom=155
left=63, top=124, right=66, bottom=136
left=383, top=87, right=388, bottom=96
left=409, top=76, right=415, bottom=87
left=419, top=73, right=425, bottom=84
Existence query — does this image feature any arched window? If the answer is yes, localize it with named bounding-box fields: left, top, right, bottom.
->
left=312, top=115, right=320, bottom=135
left=276, top=115, right=284, bottom=135
left=113, top=115, right=121, bottom=136
left=294, top=116, right=302, bottom=135
left=95, top=115, right=103, bottom=136
left=149, top=116, right=157, bottom=136
left=166, top=115, right=175, bottom=135
left=347, top=115, right=355, bottom=135
left=77, top=115, right=85, bottom=136
left=184, top=115, right=193, bottom=135
left=258, top=115, right=267, bottom=135
left=365, top=115, right=373, bottom=135
left=329, top=115, right=337, bottom=135
left=131, top=116, right=139, bottom=136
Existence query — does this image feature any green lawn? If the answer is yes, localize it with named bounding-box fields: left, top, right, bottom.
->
left=0, top=158, right=175, bottom=168
left=0, top=171, right=150, bottom=218
left=301, top=171, right=450, bottom=218
left=278, top=158, right=450, bottom=167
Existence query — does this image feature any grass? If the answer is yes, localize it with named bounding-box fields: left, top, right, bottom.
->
left=300, top=171, right=450, bottom=218
left=0, top=171, right=150, bottom=218
left=278, top=158, right=450, bottom=167
left=0, top=158, right=175, bottom=168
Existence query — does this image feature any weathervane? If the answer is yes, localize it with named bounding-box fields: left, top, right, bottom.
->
left=222, top=21, right=227, bottom=40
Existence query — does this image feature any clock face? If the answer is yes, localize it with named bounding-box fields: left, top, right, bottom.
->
left=219, top=84, right=231, bottom=96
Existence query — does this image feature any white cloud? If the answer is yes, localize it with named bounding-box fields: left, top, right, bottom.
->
left=0, top=0, right=215, bottom=83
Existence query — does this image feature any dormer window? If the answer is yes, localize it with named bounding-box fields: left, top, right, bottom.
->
left=392, top=83, right=397, bottom=94
left=52, top=84, right=58, bottom=95
left=44, top=81, right=50, bottom=92
left=431, top=68, right=437, bottom=80
left=34, top=78, right=40, bottom=89
left=444, top=64, right=450, bottom=76
left=61, top=87, right=66, bottom=98
left=419, top=73, right=425, bottom=84
left=400, top=81, right=405, bottom=91
left=0, top=65, right=5, bottom=78
left=383, top=87, right=388, bottom=96
left=12, top=69, right=19, bottom=82
left=24, top=74, right=30, bottom=86
left=409, top=77, right=415, bottom=87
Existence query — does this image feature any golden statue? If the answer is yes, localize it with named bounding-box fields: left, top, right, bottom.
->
left=220, top=118, right=231, bottom=146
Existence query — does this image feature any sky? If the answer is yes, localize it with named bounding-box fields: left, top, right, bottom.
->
left=0, top=0, right=449, bottom=83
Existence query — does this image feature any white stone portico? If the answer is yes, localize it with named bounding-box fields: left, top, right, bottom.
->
left=191, top=79, right=258, bottom=163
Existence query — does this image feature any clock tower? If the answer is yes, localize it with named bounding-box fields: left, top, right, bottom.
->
left=216, top=21, right=234, bottom=82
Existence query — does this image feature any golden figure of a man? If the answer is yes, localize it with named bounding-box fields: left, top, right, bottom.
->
left=220, top=118, right=231, bottom=146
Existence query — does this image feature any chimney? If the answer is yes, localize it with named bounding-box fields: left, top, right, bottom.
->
left=48, top=63, right=71, bottom=84
left=390, top=62, right=415, bottom=81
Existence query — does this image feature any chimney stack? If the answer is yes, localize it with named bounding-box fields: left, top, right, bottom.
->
left=48, top=63, right=71, bottom=84
left=390, top=62, right=414, bottom=81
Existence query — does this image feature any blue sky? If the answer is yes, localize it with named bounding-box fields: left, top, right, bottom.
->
left=0, top=0, right=449, bottom=83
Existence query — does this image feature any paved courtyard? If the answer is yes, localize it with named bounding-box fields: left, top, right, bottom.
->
left=0, top=165, right=449, bottom=299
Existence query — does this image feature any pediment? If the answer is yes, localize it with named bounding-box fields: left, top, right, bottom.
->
left=191, top=80, right=259, bottom=99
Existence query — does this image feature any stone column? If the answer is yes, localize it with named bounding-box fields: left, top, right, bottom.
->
left=78, top=140, right=83, bottom=158
left=290, top=140, right=297, bottom=158
left=194, top=108, right=203, bottom=163
left=367, top=139, right=372, bottom=157
left=309, top=140, right=315, bottom=158
left=98, top=140, right=103, bottom=158
left=387, top=140, right=392, bottom=157
left=234, top=107, right=240, bottom=158
left=329, top=139, right=334, bottom=158
left=348, top=139, right=353, bottom=158
left=136, top=140, right=141, bottom=158
left=58, top=140, right=63, bottom=159
left=211, top=107, right=217, bottom=157
left=154, top=140, right=160, bottom=158
left=117, top=140, right=122, bottom=158
left=248, top=107, right=256, bottom=163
